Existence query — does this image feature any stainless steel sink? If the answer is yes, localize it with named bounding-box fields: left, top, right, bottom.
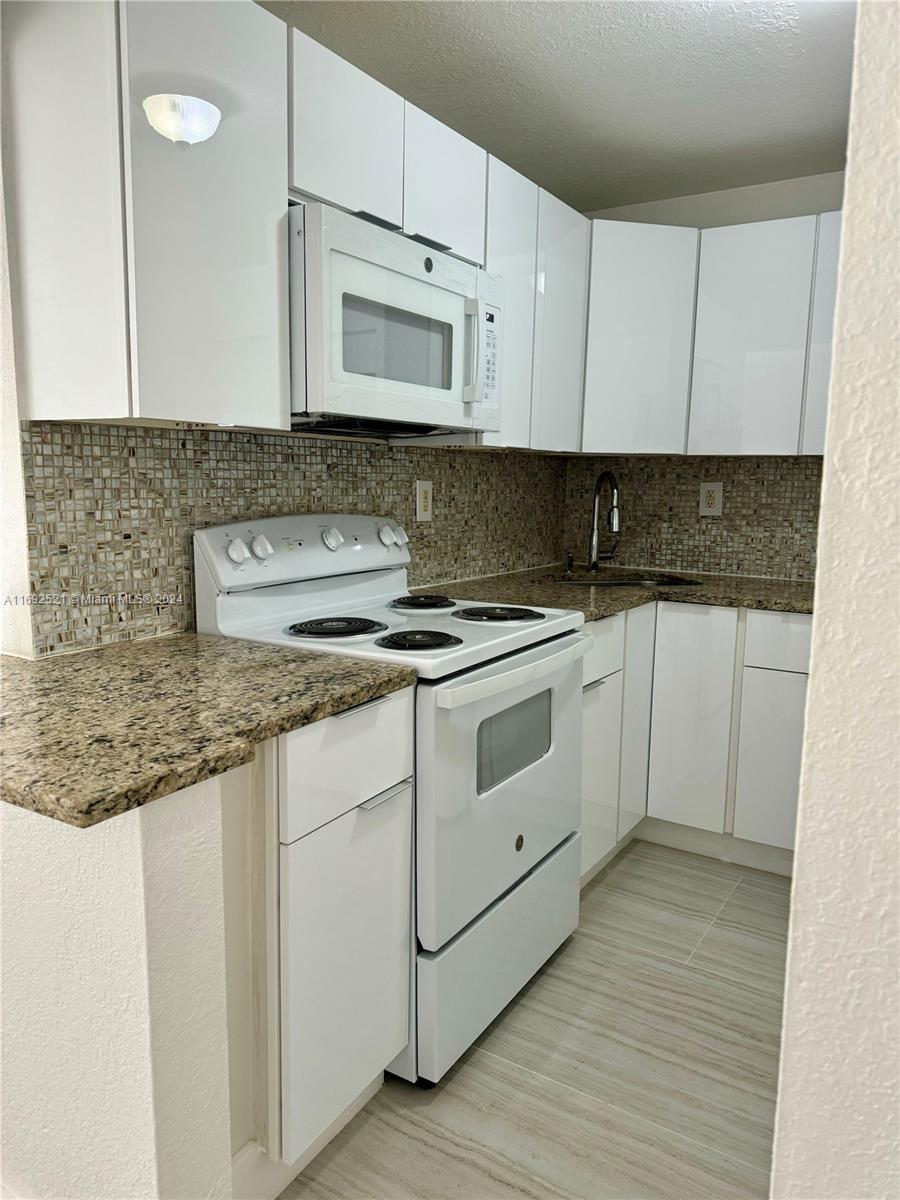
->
left=544, top=571, right=697, bottom=588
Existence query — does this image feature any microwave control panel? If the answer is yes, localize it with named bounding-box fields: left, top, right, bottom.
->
left=482, top=306, right=500, bottom=403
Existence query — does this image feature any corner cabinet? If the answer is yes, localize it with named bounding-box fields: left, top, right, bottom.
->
left=6, top=0, right=289, bottom=429
left=583, top=222, right=698, bottom=454
left=687, top=216, right=817, bottom=455
left=482, top=158, right=539, bottom=450
left=289, top=30, right=404, bottom=229
left=530, top=191, right=591, bottom=452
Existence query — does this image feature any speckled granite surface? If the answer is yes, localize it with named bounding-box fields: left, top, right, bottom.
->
left=422, top=565, right=814, bottom=621
left=0, top=634, right=414, bottom=828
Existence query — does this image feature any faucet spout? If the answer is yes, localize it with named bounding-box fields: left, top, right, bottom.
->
left=588, top=470, right=621, bottom=570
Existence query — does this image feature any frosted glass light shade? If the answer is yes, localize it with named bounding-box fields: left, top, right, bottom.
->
left=142, top=94, right=221, bottom=144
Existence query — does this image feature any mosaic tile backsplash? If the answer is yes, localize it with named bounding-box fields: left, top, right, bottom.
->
left=564, top=455, right=822, bottom=580
left=21, top=424, right=564, bottom=654
left=19, top=423, right=822, bottom=655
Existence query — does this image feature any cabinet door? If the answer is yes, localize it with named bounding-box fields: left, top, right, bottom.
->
left=801, top=211, right=842, bottom=455
left=687, top=216, right=817, bottom=455
left=581, top=672, right=623, bottom=877
left=290, top=30, right=404, bottom=228
left=403, top=104, right=487, bottom=265
left=121, top=1, right=288, bottom=428
left=583, top=222, right=698, bottom=454
left=530, top=191, right=591, bottom=452
left=280, top=783, right=412, bottom=1164
left=648, top=603, right=738, bottom=832
left=4, top=0, right=130, bottom=420
left=482, top=158, right=538, bottom=449
left=734, top=668, right=807, bottom=849
left=618, top=603, right=657, bottom=840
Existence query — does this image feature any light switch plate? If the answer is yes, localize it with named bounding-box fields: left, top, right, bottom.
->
left=416, top=480, right=433, bottom=522
left=700, top=481, right=723, bottom=516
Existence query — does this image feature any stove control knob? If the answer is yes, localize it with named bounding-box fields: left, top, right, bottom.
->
left=378, top=525, right=397, bottom=546
left=226, top=537, right=251, bottom=565
left=394, top=526, right=410, bottom=545
left=322, top=526, right=344, bottom=552
left=250, top=534, right=274, bottom=561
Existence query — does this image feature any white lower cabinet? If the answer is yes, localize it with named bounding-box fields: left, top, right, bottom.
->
left=648, top=603, right=738, bottom=833
left=618, top=603, right=657, bottom=840
left=279, top=780, right=412, bottom=1164
left=734, top=667, right=808, bottom=850
left=581, top=670, right=623, bottom=875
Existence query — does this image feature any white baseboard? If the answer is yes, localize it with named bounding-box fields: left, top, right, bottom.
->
left=231, top=1075, right=382, bottom=1200
left=635, top=817, right=793, bottom=876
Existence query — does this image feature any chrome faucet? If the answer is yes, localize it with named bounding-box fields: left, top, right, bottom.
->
left=588, top=470, right=621, bottom=570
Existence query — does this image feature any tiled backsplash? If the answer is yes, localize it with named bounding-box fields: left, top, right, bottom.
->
left=19, top=424, right=822, bottom=656
left=564, top=455, right=822, bottom=580
left=21, top=423, right=564, bottom=654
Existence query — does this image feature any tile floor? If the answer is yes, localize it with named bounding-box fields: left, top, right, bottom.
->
left=283, top=840, right=791, bottom=1200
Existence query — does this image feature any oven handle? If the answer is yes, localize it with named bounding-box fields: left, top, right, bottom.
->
left=435, top=635, right=590, bottom=710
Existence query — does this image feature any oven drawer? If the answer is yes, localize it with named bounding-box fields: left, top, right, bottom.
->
left=279, top=686, right=414, bottom=844
left=417, top=833, right=580, bottom=1083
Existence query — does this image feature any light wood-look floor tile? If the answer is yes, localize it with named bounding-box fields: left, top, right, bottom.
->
left=283, top=1049, right=769, bottom=1200
left=280, top=840, right=790, bottom=1199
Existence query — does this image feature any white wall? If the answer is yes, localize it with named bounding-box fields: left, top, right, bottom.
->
left=589, top=171, right=844, bottom=227
left=0, top=780, right=234, bottom=1200
left=771, top=3, right=900, bottom=1197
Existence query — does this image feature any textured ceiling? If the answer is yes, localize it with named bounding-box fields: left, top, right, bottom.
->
left=261, top=0, right=855, bottom=211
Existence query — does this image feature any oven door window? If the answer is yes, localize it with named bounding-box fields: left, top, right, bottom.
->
left=476, top=690, right=552, bottom=794
left=342, top=293, right=453, bottom=390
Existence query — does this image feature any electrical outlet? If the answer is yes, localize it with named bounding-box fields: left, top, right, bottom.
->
left=415, top=480, right=433, bottom=522
left=700, top=482, right=723, bottom=517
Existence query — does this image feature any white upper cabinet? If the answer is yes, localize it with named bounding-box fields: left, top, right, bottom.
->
left=402, top=104, right=487, bottom=265
left=801, top=211, right=842, bottom=455
left=482, top=158, right=538, bottom=449
left=121, top=1, right=289, bottom=428
left=289, top=31, right=404, bottom=229
left=687, top=216, right=817, bottom=455
left=4, top=0, right=130, bottom=420
left=583, top=222, right=698, bottom=454
left=530, top=191, right=591, bottom=452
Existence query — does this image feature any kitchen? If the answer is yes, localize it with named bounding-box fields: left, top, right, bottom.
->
left=1, top=3, right=898, bottom=1200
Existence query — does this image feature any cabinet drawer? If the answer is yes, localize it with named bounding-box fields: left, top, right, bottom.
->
left=280, top=782, right=412, bottom=1162
left=279, top=687, right=413, bottom=844
left=582, top=612, right=626, bottom=685
left=744, top=611, right=812, bottom=673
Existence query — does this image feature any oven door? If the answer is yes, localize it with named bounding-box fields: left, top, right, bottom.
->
left=416, top=633, right=588, bottom=951
left=298, top=203, right=482, bottom=430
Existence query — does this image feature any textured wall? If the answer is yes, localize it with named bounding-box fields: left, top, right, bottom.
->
left=771, top=3, right=900, bottom=1196
left=20, top=423, right=566, bottom=654
left=564, top=455, right=821, bottom=580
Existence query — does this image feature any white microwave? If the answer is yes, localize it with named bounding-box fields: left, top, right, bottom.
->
left=290, top=203, right=502, bottom=433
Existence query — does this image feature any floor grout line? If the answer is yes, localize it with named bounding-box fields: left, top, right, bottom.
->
left=685, top=877, right=742, bottom=966
left=472, top=1045, right=773, bottom=1178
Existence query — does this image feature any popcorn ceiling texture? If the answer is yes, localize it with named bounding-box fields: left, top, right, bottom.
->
left=565, top=455, right=822, bottom=580
left=20, top=422, right=821, bottom=655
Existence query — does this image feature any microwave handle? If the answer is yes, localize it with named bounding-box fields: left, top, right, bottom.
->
left=435, top=636, right=589, bottom=710
left=463, top=297, right=484, bottom=407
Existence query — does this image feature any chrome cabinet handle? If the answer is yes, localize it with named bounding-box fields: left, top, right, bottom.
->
left=334, top=694, right=392, bottom=719
left=583, top=677, right=606, bottom=693
left=360, top=778, right=412, bottom=811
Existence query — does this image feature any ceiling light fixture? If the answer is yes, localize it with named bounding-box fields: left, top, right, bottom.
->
left=142, top=94, right=221, bottom=144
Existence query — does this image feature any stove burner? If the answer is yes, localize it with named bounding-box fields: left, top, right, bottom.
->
left=453, top=605, right=546, bottom=623
left=287, top=617, right=388, bottom=638
left=376, top=630, right=463, bottom=651
left=391, top=594, right=456, bottom=610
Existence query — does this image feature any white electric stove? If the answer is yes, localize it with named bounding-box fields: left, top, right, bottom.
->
left=194, top=513, right=586, bottom=1086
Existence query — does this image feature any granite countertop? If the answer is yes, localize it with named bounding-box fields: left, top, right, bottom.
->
left=421, top=565, right=814, bottom=621
left=0, top=634, right=415, bottom=829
